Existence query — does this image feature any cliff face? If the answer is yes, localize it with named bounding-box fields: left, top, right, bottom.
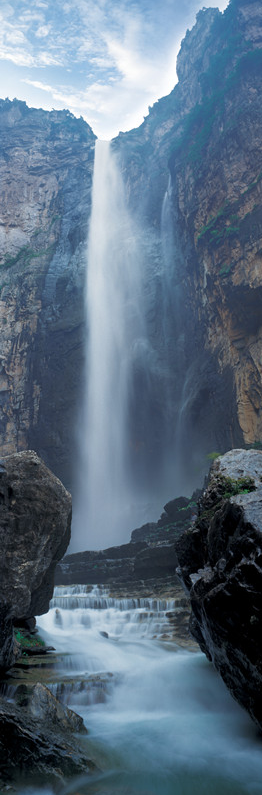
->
left=0, top=0, right=261, bottom=498
left=171, top=0, right=262, bottom=449
left=0, top=100, right=95, bottom=487
left=115, top=0, right=262, bottom=488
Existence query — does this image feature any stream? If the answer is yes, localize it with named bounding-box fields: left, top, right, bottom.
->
left=17, top=584, right=262, bottom=795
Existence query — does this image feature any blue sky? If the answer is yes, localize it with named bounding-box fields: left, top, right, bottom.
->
left=0, top=0, right=229, bottom=139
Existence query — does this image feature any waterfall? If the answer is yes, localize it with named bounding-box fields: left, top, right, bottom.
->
left=159, top=174, right=187, bottom=496
left=73, top=140, right=146, bottom=550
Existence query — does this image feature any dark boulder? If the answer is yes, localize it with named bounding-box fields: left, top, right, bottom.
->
left=0, top=450, right=71, bottom=670
left=176, top=449, right=262, bottom=730
left=0, top=683, right=95, bottom=788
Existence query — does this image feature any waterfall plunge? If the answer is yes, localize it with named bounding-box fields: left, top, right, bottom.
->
left=74, top=140, right=146, bottom=550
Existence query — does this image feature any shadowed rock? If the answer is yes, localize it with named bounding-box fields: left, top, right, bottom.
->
left=0, top=450, right=71, bottom=670
left=0, top=683, right=95, bottom=788
left=176, top=448, right=262, bottom=730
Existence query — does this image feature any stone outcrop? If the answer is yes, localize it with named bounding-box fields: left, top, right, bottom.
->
left=176, top=448, right=262, bottom=730
left=0, top=683, right=95, bottom=788
left=55, top=493, right=198, bottom=586
left=55, top=540, right=178, bottom=586
left=0, top=450, right=71, bottom=669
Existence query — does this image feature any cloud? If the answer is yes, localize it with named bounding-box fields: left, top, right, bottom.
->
left=35, top=24, right=51, bottom=38
left=22, top=78, right=53, bottom=92
left=1, top=0, right=230, bottom=138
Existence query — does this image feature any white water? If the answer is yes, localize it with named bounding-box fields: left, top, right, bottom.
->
left=31, top=585, right=262, bottom=795
left=74, top=140, right=148, bottom=551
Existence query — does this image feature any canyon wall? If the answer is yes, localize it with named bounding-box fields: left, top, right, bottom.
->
left=0, top=0, right=261, bottom=499
left=0, top=101, right=95, bottom=487
left=115, top=0, right=262, bottom=489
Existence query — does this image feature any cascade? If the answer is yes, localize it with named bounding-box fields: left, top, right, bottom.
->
left=34, top=588, right=262, bottom=795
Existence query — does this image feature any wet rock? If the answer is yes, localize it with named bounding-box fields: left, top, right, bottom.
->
left=55, top=495, right=197, bottom=587
left=0, top=686, right=95, bottom=787
left=0, top=450, right=71, bottom=670
left=176, top=449, right=262, bottom=729
left=26, top=682, right=87, bottom=734
left=55, top=539, right=179, bottom=585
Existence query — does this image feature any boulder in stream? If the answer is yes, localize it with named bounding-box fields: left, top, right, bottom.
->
left=0, top=683, right=95, bottom=788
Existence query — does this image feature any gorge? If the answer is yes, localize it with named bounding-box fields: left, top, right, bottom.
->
left=0, top=0, right=261, bottom=552
left=1, top=0, right=262, bottom=792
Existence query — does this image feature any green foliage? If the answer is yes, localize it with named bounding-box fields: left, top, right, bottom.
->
left=197, top=169, right=262, bottom=255
left=197, top=202, right=240, bottom=251
left=199, top=474, right=256, bottom=526
left=206, top=452, right=221, bottom=462
left=219, top=263, right=233, bottom=278
left=14, top=628, right=45, bottom=655
left=170, top=43, right=262, bottom=168
left=1, top=243, right=54, bottom=271
left=219, top=475, right=256, bottom=498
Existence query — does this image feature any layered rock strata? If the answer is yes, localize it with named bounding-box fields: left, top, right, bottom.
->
left=0, top=100, right=95, bottom=488
left=176, top=449, right=262, bottom=730
left=55, top=493, right=197, bottom=586
left=0, top=450, right=71, bottom=669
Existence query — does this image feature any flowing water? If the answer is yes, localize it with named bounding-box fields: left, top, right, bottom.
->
left=73, top=142, right=198, bottom=554
left=22, top=585, right=262, bottom=795
left=73, top=139, right=149, bottom=551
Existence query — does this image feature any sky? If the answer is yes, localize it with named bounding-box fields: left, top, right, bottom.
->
left=0, top=0, right=229, bottom=140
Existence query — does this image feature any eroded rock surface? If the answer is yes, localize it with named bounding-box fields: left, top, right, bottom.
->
left=0, top=450, right=71, bottom=670
left=176, top=449, right=262, bottom=729
left=55, top=540, right=178, bottom=586
left=0, top=683, right=95, bottom=788
left=116, top=0, right=262, bottom=489
left=0, top=100, right=95, bottom=489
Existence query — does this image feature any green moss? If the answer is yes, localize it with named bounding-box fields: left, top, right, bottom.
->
left=220, top=475, right=256, bottom=498
left=14, top=628, right=46, bottom=656
left=199, top=475, right=256, bottom=526
left=206, top=452, right=221, bottom=461
left=1, top=243, right=54, bottom=271
left=170, top=45, right=262, bottom=168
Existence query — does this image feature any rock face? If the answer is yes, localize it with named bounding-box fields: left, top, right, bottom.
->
left=0, top=450, right=71, bottom=669
left=0, top=100, right=95, bottom=489
left=55, top=493, right=198, bottom=586
left=0, top=683, right=95, bottom=787
left=176, top=449, right=262, bottom=729
left=55, top=540, right=178, bottom=586
left=115, top=0, right=262, bottom=490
